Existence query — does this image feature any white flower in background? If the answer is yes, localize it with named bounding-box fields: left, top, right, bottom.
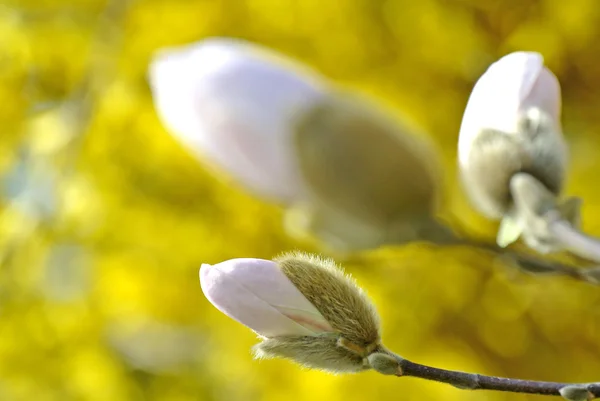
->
left=458, top=51, right=564, bottom=170
left=148, top=37, right=328, bottom=202
left=457, top=51, right=577, bottom=251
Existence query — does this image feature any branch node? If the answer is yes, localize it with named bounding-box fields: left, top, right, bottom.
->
left=449, top=374, right=480, bottom=390
left=560, top=385, right=595, bottom=401
left=367, top=352, right=403, bottom=376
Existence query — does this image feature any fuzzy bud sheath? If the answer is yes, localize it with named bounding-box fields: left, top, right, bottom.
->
left=289, top=90, right=452, bottom=250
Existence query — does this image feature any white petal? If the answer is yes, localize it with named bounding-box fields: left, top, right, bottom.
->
left=200, top=258, right=333, bottom=337
left=458, top=51, right=561, bottom=167
left=149, top=37, right=328, bottom=202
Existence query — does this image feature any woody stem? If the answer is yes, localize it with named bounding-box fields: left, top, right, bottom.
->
left=397, top=357, right=599, bottom=397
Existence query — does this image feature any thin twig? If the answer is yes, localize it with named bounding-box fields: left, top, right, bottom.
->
left=397, top=356, right=600, bottom=397
left=430, top=219, right=598, bottom=285
left=462, top=239, right=592, bottom=282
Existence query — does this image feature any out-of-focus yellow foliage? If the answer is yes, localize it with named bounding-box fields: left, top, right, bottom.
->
left=1, top=1, right=600, bottom=400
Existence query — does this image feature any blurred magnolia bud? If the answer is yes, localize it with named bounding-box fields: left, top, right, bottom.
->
left=289, top=90, right=451, bottom=250
left=458, top=51, right=576, bottom=250
left=148, top=37, right=328, bottom=202
left=200, top=252, right=385, bottom=373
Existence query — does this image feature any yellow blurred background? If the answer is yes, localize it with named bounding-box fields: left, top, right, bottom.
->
left=1, top=0, right=600, bottom=400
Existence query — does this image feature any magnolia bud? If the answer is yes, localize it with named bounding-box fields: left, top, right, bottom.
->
left=148, top=37, right=328, bottom=202
left=458, top=51, right=575, bottom=249
left=290, top=90, right=449, bottom=249
left=200, top=252, right=383, bottom=373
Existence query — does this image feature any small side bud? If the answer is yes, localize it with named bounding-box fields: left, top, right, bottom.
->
left=560, top=385, right=594, bottom=401
left=367, top=352, right=403, bottom=376
left=448, top=375, right=480, bottom=390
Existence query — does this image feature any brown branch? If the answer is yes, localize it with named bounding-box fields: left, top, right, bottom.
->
left=426, top=218, right=599, bottom=285
left=369, top=351, right=598, bottom=398
left=462, top=239, right=593, bottom=283
left=398, top=357, right=599, bottom=398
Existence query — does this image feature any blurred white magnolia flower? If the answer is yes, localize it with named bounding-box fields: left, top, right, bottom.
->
left=457, top=51, right=581, bottom=252
left=148, top=37, right=328, bottom=202
left=149, top=38, right=451, bottom=252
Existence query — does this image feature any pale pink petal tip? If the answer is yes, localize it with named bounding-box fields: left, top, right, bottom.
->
left=199, top=258, right=332, bottom=337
